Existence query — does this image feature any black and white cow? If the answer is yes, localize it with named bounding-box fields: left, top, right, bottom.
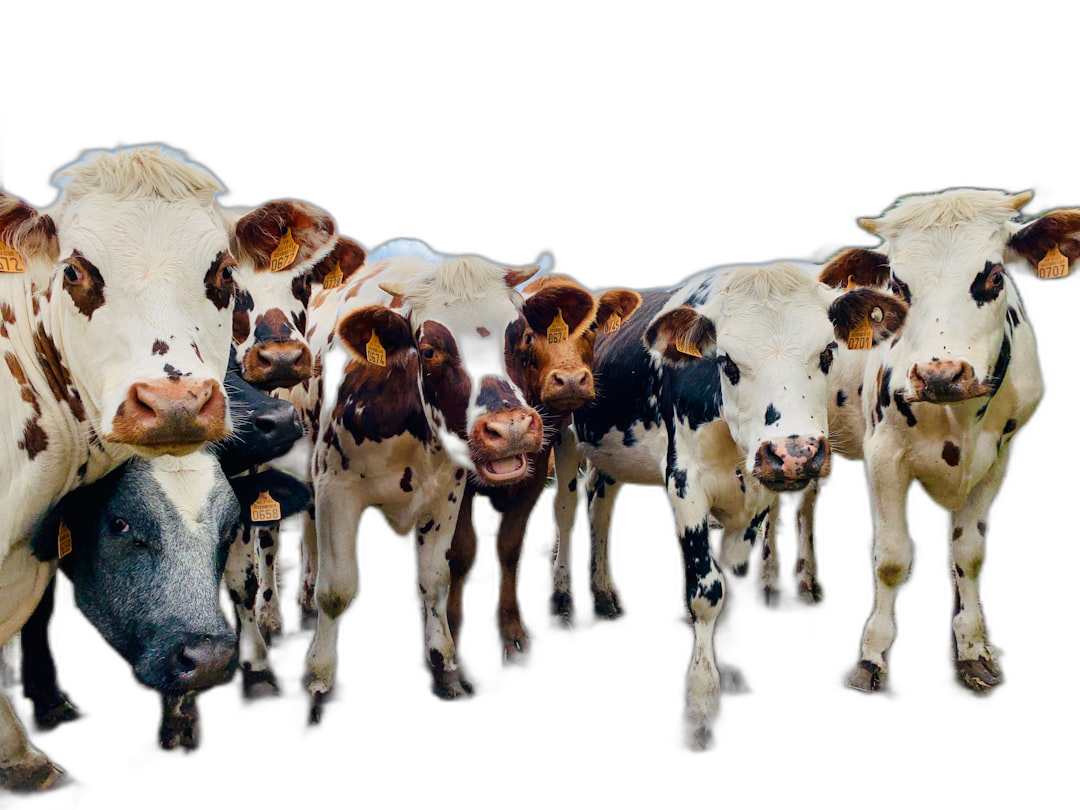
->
left=556, top=262, right=906, bottom=746
left=809, top=189, right=1063, bottom=693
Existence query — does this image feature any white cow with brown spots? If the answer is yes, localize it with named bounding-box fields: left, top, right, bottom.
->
left=809, top=188, right=1065, bottom=693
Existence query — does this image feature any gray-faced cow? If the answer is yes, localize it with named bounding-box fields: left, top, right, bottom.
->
left=560, top=262, right=906, bottom=746
left=811, top=189, right=1059, bottom=694
left=0, top=145, right=317, bottom=790
left=446, top=275, right=642, bottom=660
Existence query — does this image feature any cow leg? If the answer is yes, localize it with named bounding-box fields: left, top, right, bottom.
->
left=225, top=526, right=277, bottom=698
left=418, top=472, right=473, bottom=699
left=950, top=453, right=1007, bottom=693
left=255, top=524, right=282, bottom=642
left=446, top=487, right=477, bottom=645
left=305, top=484, right=365, bottom=723
left=158, top=692, right=199, bottom=751
left=795, top=480, right=824, bottom=603
left=497, top=464, right=546, bottom=662
left=20, top=579, right=79, bottom=730
left=0, top=691, right=62, bottom=791
left=846, top=459, right=914, bottom=692
left=298, top=503, right=319, bottom=629
left=551, top=423, right=581, bottom=623
left=760, top=500, right=781, bottom=605
left=587, top=466, right=623, bottom=618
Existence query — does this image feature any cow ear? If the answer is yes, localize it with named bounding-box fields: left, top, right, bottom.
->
left=1007, top=209, right=1080, bottom=276
left=0, top=191, right=59, bottom=269
left=644, top=306, right=717, bottom=365
left=829, top=288, right=908, bottom=345
left=231, top=470, right=311, bottom=525
left=337, top=306, right=414, bottom=365
left=232, top=200, right=336, bottom=273
left=596, top=289, right=642, bottom=329
left=522, top=283, right=596, bottom=336
left=310, top=237, right=367, bottom=285
left=819, top=248, right=891, bottom=289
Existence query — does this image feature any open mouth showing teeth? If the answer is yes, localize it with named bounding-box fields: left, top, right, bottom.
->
left=480, top=454, right=527, bottom=482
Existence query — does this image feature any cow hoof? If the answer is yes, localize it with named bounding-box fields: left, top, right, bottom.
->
left=846, top=660, right=885, bottom=692
left=732, top=562, right=749, bottom=577
left=687, top=722, right=713, bottom=751
left=299, top=607, right=319, bottom=631
left=763, top=585, right=780, bottom=607
left=33, top=692, right=81, bottom=730
left=955, top=657, right=1002, bottom=694
left=0, top=753, right=64, bottom=791
left=257, top=605, right=283, bottom=643
left=593, top=591, right=623, bottom=619
left=797, top=578, right=824, bottom=604
left=308, top=691, right=327, bottom=725
left=718, top=664, right=749, bottom=694
left=550, top=590, right=573, bottom=624
left=432, top=670, right=474, bottom=700
left=242, top=666, right=280, bottom=699
left=159, top=717, right=199, bottom=751
left=502, top=635, right=530, bottom=664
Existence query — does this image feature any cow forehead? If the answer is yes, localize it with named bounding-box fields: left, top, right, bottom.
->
left=716, top=305, right=835, bottom=364
left=886, top=223, right=1006, bottom=285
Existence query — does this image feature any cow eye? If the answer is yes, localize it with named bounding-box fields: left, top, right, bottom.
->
left=422, top=348, right=436, bottom=360
left=109, top=517, right=130, bottom=534
left=62, top=265, right=83, bottom=284
left=988, top=264, right=1004, bottom=288
left=220, top=264, right=233, bottom=282
left=524, top=333, right=533, bottom=346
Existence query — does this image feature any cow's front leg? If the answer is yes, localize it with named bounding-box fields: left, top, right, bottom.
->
left=304, top=481, right=364, bottom=723
left=951, top=452, right=1008, bottom=693
left=446, top=486, right=477, bottom=644
left=587, top=465, right=623, bottom=618
left=225, top=526, right=277, bottom=698
left=158, top=692, right=199, bottom=750
left=20, top=579, right=79, bottom=730
left=497, top=463, right=546, bottom=661
left=846, top=455, right=914, bottom=692
left=298, top=503, right=319, bottom=629
left=795, top=480, right=824, bottom=603
left=668, top=482, right=730, bottom=749
left=760, top=499, right=781, bottom=605
left=0, top=691, right=61, bottom=791
left=255, top=523, right=283, bottom=641
left=551, top=423, right=581, bottom=622
left=419, top=474, right=473, bottom=699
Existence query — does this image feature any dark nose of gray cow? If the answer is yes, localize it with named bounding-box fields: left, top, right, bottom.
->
left=752, top=435, right=831, bottom=491
left=254, top=406, right=304, bottom=449
left=170, top=634, right=237, bottom=692
left=909, top=360, right=988, bottom=403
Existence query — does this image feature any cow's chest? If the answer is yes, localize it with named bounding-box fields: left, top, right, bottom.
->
left=671, top=417, right=763, bottom=528
left=579, top=418, right=667, bottom=485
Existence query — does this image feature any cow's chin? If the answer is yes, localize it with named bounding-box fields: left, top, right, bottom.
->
left=475, top=454, right=530, bottom=485
left=906, top=384, right=993, bottom=404
left=542, top=395, right=591, bottom=414
left=759, top=477, right=814, bottom=493
left=129, top=441, right=208, bottom=458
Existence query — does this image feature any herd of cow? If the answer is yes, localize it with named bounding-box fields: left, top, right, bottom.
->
left=0, top=146, right=1069, bottom=789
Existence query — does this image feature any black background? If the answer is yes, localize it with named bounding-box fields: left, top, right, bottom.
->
left=4, top=71, right=1071, bottom=807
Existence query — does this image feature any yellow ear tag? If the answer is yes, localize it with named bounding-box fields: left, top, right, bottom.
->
left=674, top=337, right=702, bottom=358
left=0, top=239, right=26, bottom=274
left=1037, top=244, right=1070, bottom=279
left=547, top=310, right=570, bottom=344
left=847, top=320, right=874, bottom=351
left=58, top=521, right=72, bottom=559
left=366, top=331, right=387, bottom=366
left=322, top=263, right=344, bottom=289
left=268, top=228, right=301, bottom=272
left=603, top=313, right=622, bottom=334
left=250, top=491, right=282, bottom=522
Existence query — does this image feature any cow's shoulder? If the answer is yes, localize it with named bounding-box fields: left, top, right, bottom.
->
left=334, top=355, right=430, bottom=448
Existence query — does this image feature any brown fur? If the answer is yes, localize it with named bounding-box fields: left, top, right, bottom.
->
left=819, top=248, right=892, bottom=289
left=204, top=251, right=237, bottom=311
left=1008, top=209, right=1080, bottom=267
left=63, top=250, right=106, bottom=320
left=32, top=324, right=85, bottom=421
left=310, top=237, right=367, bottom=285
left=645, top=305, right=717, bottom=364
left=232, top=201, right=336, bottom=273
left=828, top=289, right=908, bottom=344
left=0, top=191, right=59, bottom=263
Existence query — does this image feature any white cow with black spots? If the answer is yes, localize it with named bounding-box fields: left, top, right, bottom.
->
left=557, top=263, right=908, bottom=746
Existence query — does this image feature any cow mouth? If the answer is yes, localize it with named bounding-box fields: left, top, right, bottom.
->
left=478, top=454, right=528, bottom=483
left=758, top=477, right=813, bottom=493
left=905, top=383, right=992, bottom=404
left=543, top=394, right=592, bottom=413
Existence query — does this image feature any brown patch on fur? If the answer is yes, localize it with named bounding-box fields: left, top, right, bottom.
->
left=232, top=201, right=336, bottom=273
left=0, top=301, right=14, bottom=338
left=153, top=340, right=170, bottom=355
left=942, top=441, right=961, bottom=466
left=644, top=305, right=716, bottom=365
left=595, top=289, right=643, bottom=328
left=63, top=250, right=106, bottom=319
left=1009, top=209, right=1080, bottom=267
left=233, top=286, right=253, bottom=343
left=0, top=192, right=59, bottom=263
left=32, top=324, right=86, bottom=421
left=310, top=237, right=367, bottom=285
left=819, top=248, right=892, bottom=289
left=204, top=251, right=236, bottom=310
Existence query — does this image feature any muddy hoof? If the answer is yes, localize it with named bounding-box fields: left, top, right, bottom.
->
left=242, top=666, right=280, bottom=699
left=593, top=590, right=623, bottom=619
left=763, top=585, right=780, bottom=607
left=956, top=657, right=1002, bottom=694
left=718, top=664, right=749, bottom=694
left=0, top=753, right=64, bottom=791
left=33, top=692, right=81, bottom=731
left=550, top=590, right=573, bottom=623
left=846, top=660, right=885, bottom=692
left=432, top=669, right=474, bottom=700
left=502, top=635, right=530, bottom=664
left=299, top=608, right=319, bottom=631
left=159, top=698, right=199, bottom=751
left=682, top=717, right=717, bottom=756
left=797, top=578, right=824, bottom=604
left=308, top=691, right=326, bottom=725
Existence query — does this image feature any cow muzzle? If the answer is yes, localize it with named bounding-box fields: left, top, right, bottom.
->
left=109, top=378, right=228, bottom=453
left=163, top=632, right=238, bottom=694
left=471, top=407, right=544, bottom=484
left=752, top=435, right=831, bottom=491
left=541, top=366, right=595, bottom=412
left=908, top=360, right=990, bottom=403
left=244, top=340, right=313, bottom=391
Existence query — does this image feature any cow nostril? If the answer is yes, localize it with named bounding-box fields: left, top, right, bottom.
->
left=483, top=422, right=504, bottom=441
left=551, top=373, right=565, bottom=387
left=254, top=416, right=276, bottom=434
left=176, top=647, right=197, bottom=675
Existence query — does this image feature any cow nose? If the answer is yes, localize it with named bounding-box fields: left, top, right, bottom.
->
left=111, top=378, right=228, bottom=450
left=752, top=436, right=831, bottom=491
left=909, top=360, right=984, bottom=403
left=247, top=341, right=313, bottom=390
left=473, top=408, right=543, bottom=454
left=543, top=368, right=595, bottom=410
left=254, top=403, right=303, bottom=446
left=169, top=634, right=237, bottom=692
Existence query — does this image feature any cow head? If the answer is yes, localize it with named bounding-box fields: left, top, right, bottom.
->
left=508, top=276, right=643, bottom=413
left=823, top=188, right=1060, bottom=405
left=228, top=201, right=339, bottom=391
left=646, top=264, right=907, bottom=491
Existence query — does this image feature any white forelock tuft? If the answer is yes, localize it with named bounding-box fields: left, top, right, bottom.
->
left=870, top=189, right=1019, bottom=237
left=54, top=145, right=223, bottom=203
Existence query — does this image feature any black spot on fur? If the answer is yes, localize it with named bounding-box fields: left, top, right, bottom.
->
left=893, top=391, right=917, bottom=427
left=942, top=441, right=961, bottom=466
left=765, top=404, right=781, bottom=426
left=836, top=389, right=847, bottom=408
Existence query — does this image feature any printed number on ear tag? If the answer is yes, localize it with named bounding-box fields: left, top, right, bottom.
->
left=847, top=320, right=874, bottom=351
left=603, top=313, right=622, bottom=334
left=58, top=522, right=72, bottom=559
left=269, top=228, right=301, bottom=272
left=0, top=240, right=26, bottom=274
left=1038, top=245, right=1070, bottom=279
left=366, top=332, right=387, bottom=366
left=322, top=263, right=344, bottom=289
left=250, top=491, right=282, bottom=522
left=548, top=310, right=569, bottom=344
left=674, top=337, right=702, bottom=358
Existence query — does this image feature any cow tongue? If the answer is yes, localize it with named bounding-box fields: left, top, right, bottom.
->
left=487, top=455, right=524, bottom=475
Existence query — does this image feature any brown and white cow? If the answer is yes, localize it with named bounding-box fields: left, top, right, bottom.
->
left=0, top=146, right=267, bottom=789
left=445, top=275, right=642, bottom=659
